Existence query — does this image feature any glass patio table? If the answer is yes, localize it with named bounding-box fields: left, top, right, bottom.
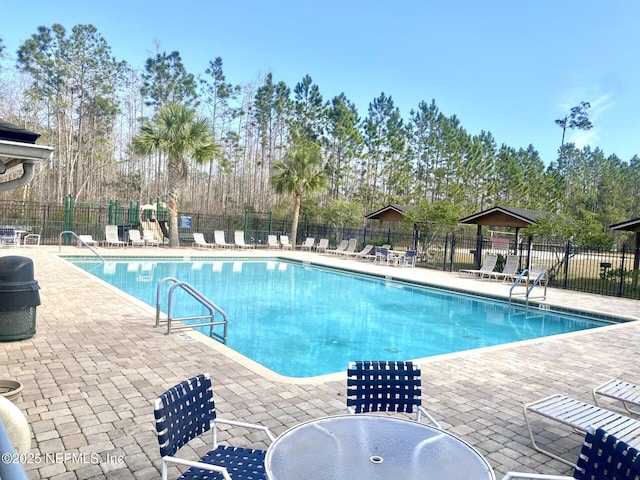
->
left=265, top=414, right=495, bottom=480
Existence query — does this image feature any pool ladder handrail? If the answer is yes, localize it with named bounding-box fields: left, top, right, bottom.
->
left=155, top=276, right=228, bottom=342
left=509, top=269, right=548, bottom=311
left=58, top=230, right=104, bottom=262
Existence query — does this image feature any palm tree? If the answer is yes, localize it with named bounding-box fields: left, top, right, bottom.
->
left=271, top=142, right=327, bottom=246
left=133, top=103, right=219, bottom=247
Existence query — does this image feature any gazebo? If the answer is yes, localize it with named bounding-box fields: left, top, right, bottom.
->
left=610, top=218, right=640, bottom=271
left=0, top=120, right=54, bottom=192
left=459, top=206, right=548, bottom=268
left=364, top=204, right=408, bottom=224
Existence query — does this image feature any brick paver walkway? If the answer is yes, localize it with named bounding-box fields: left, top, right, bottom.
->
left=2, top=246, right=639, bottom=479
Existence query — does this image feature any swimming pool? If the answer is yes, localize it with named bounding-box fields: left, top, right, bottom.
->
left=66, top=257, right=617, bottom=378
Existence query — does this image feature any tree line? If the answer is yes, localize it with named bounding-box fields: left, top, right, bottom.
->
left=0, top=24, right=638, bottom=247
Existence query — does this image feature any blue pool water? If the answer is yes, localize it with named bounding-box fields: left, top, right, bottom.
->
left=66, top=257, right=615, bottom=378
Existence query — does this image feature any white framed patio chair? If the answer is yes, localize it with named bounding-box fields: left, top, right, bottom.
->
left=315, top=238, right=329, bottom=253
left=192, top=232, right=215, bottom=249
left=299, top=237, right=315, bottom=250
left=279, top=235, right=293, bottom=250
left=214, top=230, right=232, bottom=248
left=143, top=230, right=160, bottom=247
left=154, top=373, right=275, bottom=480
left=233, top=230, right=254, bottom=249
left=103, top=225, right=127, bottom=247
left=267, top=235, right=280, bottom=249
left=128, top=229, right=146, bottom=247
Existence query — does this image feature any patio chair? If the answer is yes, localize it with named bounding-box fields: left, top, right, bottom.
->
left=214, top=230, right=232, bottom=248
left=523, top=394, right=640, bottom=466
left=143, top=229, right=160, bottom=247
left=485, top=254, right=519, bottom=281
left=77, top=234, right=98, bottom=248
left=346, top=360, right=441, bottom=428
left=315, top=238, right=329, bottom=253
left=375, top=246, right=394, bottom=265
left=502, top=426, right=640, bottom=480
left=103, top=225, right=127, bottom=247
left=459, top=253, right=498, bottom=278
left=0, top=226, right=18, bottom=247
left=299, top=237, right=315, bottom=250
left=279, top=235, right=293, bottom=250
left=233, top=230, right=254, bottom=249
left=326, top=239, right=348, bottom=255
left=267, top=234, right=280, bottom=249
left=154, top=373, right=275, bottom=480
left=128, top=229, right=146, bottom=247
left=192, top=232, right=215, bottom=249
left=397, top=249, right=417, bottom=267
left=593, top=378, right=640, bottom=415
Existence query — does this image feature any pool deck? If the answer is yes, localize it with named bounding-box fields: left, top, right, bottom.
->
left=3, top=245, right=640, bottom=479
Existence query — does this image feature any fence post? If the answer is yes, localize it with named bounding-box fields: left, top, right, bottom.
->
left=618, top=243, right=627, bottom=297
left=563, top=241, right=571, bottom=289
left=449, top=234, right=457, bottom=272
left=443, top=233, right=449, bottom=271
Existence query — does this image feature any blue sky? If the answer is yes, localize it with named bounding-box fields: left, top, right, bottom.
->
left=1, top=0, right=639, bottom=164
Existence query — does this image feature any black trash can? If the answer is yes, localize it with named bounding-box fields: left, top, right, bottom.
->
left=0, top=256, right=40, bottom=340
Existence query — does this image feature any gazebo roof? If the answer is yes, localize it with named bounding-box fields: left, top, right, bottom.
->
left=365, top=204, right=409, bottom=223
left=610, top=218, right=640, bottom=233
left=459, top=206, right=547, bottom=228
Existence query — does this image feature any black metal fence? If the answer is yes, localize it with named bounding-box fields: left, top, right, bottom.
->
left=1, top=199, right=639, bottom=300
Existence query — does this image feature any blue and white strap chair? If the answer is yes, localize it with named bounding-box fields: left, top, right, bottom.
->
left=154, top=373, right=275, bottom=480
left=502, top=426, right=640, bottom=479
left=346, top=360, right=441, bottom=428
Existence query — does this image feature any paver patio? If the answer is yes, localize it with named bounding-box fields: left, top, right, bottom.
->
left=2, top=245, right=640, bottom=479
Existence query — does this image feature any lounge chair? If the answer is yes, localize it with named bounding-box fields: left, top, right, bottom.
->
left=502, top=426, right=640, bottom=480
left=343, top=244, right=375, bottom=261
left=299, top=237, right=315, bottom=250
left=267, top=234, right=280, bottom=249
left=143, top=229, right=160, bottom=247
left=233, top=230, right=254, bottom=249
left=315, top=238, right=329, bottom=253
left=103, top=225, right=127, bottom=247
left=337, top=238, right=358, bottom=256
left=326, top=239, right=348, bottom=255
left=77, top=234, right=98, bottom=248
left=459, top=253, right=498, bottom=278
left=192, top=232, right=215, bottom=249
left=279, top=235, right=293, bottom=250
left=214, top=230, right=232, bottom=248
left=523, top=393, right=640, bottom=466
left=593, top=379, right=640, bottom=415
left=485, top=254, right=519, bottom=281
left=522, top=262, right=547, bottom=284
left=128, top=229, right=146, bottom=247
left=153, top=373, right=275, bottom=480
left=346, top=361, right=441, bottom=428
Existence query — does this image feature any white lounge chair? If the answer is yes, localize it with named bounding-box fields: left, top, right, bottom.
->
left=343, top=244, right=375, bottom=261
left=485, top=254, right=519, bottom=281
left=299, top=237, right=315, bottom=250
left=524, top=393, right=640, bottom=466
left=103, top=225, right=127, bottom=247
left=234, top=230, right=254, bottom=249
left=267, top=235, right=280, bottom=249
left=143, top=229, right=160, bottom=247
left=315, top=238, right=329, bottom=253
left=77, top=234, right=98, bottom=248
left=128, top=229, right=146, bottom=247
left=459, top=254, right=498, bottom=278
left=214, top=230, right=232, bottom=248
left=593, top=378, right=640, bottom=415
left=279, top=235, right=293, bottom=250
left=337, top=238, right=358, bottom=256
left=192, top=232, right=215, bottom=249
left=326, top=239, right=348, bottom=255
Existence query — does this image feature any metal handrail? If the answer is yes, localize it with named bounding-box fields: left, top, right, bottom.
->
left=155, top=276, right=228, bottom=341
left=509, top=269, right=548, bottom=311
left=58, top=230, right=103, bottom=261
